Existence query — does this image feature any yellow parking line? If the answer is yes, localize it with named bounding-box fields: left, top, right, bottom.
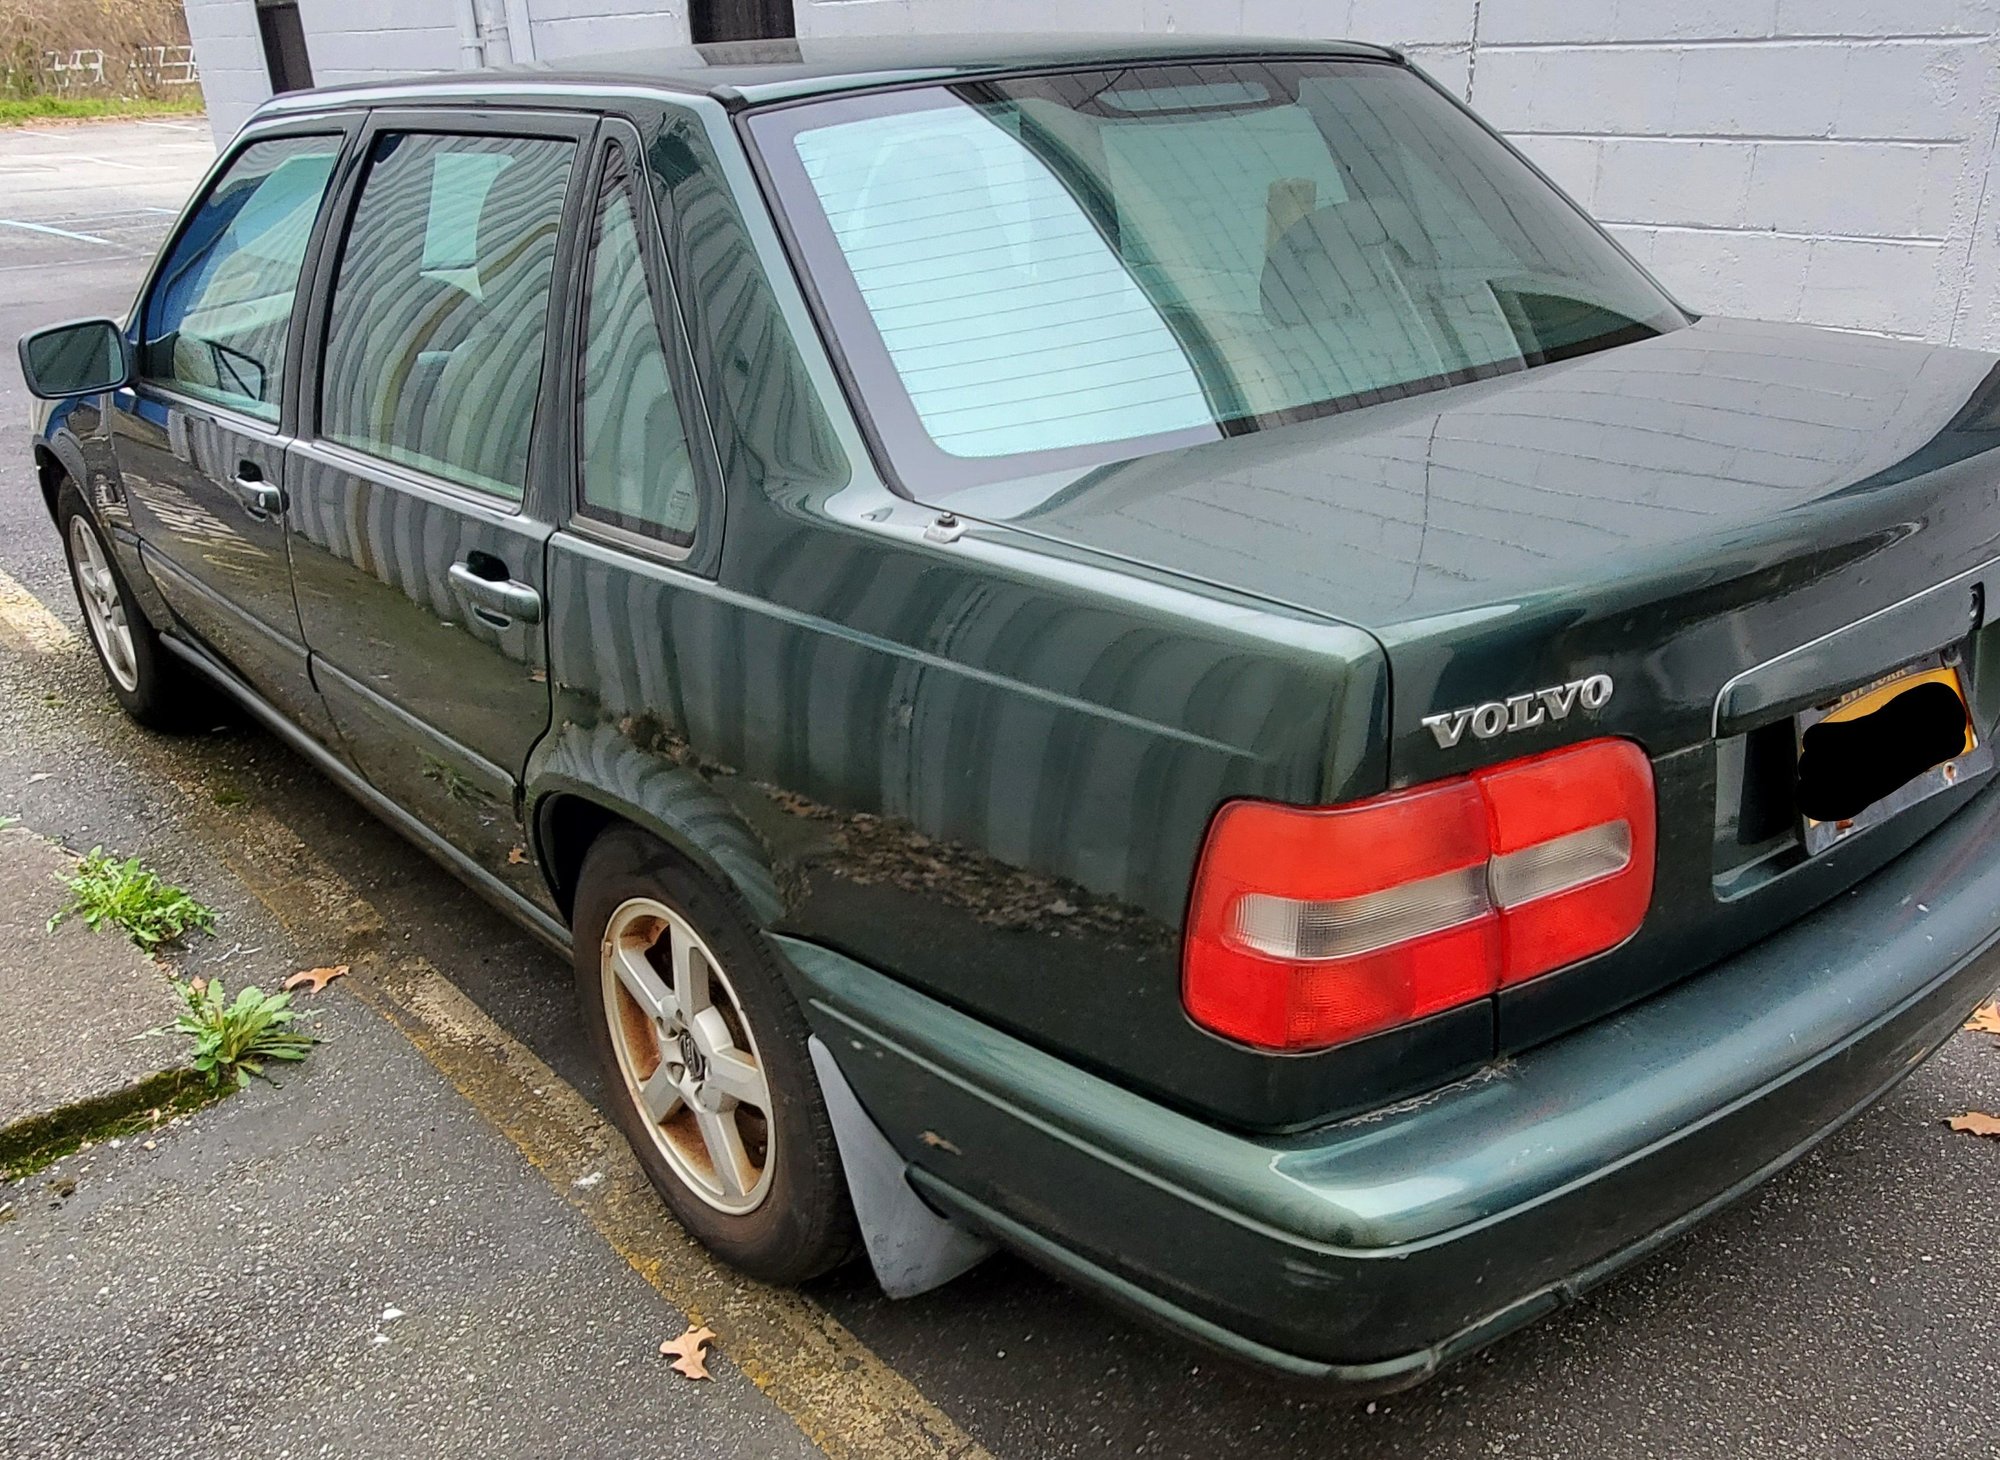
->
left=0, top=561, right=987, bottom=1460
left=0, top=572, right=77, bottom=655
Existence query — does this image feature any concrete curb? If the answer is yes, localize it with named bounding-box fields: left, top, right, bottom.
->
left=0, top=827, right=186, bottom=1133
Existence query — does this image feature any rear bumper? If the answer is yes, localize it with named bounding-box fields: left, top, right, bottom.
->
left=786, top=779, right=2000, bottom=1391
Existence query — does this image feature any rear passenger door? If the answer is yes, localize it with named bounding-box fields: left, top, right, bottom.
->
left=110, top=120, right=352, bottom=738
left=286, top=111, right=591, bottom=889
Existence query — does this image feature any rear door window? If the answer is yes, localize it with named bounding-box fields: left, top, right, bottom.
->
left=576, top=145, right=700, bottom=547
left=140, top=134, right=342, bottom=420
left=318, top=131, right=578, bottom=501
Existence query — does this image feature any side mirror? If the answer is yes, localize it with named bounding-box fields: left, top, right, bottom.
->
left=16, top=318, right=132, bottom=399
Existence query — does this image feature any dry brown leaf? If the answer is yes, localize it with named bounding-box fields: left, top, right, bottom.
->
left=659, top=1325, right=716, bottom=1381
left=283, top=964, right=349, bottom=995
left=1964, top=1002, right=2000, bottom=1034
left=507, top=846, right=529, bottom=866
left=1945, top=1111, right=2000, bottom=1138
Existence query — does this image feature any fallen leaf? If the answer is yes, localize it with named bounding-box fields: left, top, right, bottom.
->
left=1964, top=1002, right=2000, bottom=1034
left=1945, top=1112, right=2000, bottom=1138
left=507, top=846, right=529, bottom=865
left=659, top=1325, right=716, bottom=1381
left=283, top=964, right=349, bottom=995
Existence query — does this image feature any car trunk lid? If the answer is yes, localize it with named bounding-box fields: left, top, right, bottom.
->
left=935, top=315, right=2000, bottom=1052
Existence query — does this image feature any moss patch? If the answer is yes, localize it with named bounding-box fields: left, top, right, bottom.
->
left=0, top=1069, right=225, bottom=1182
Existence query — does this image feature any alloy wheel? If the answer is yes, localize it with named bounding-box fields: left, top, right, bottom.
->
left=68, top=514, right=139, bottom=693
left=600, top=896, right=775, bottom=1214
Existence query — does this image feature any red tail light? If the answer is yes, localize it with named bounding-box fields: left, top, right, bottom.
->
left=1183, top=739, right=1655, bottom=1051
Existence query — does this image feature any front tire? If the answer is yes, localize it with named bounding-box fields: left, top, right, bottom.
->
left=572, top=824, right=856, bottom=1283
left=56, top=481, right=206, bottom=730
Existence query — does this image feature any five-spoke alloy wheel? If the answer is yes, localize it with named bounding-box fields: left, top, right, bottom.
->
left=68, top=511, right=138, bottom=693
left=601, top=896, right=775, bottom=1213
left=55, top=480, right=207, bottom=729
left=572, top=825, right=856, bottom=1282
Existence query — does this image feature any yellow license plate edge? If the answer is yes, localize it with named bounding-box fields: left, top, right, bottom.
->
left=1815, top=663, right=1975, bottom=753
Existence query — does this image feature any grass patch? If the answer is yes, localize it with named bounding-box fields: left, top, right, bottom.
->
left=155, top=977, right=318, bottom=1090
left=0, top=95, right=204, bottom=127
left=210, top=780, right=248, bottom=809
left=0, top=1069, right=222, bottom=1183
left=50, top=848, right=216, bottom=951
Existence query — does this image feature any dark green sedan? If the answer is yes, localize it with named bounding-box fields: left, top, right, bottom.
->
left=18, top=35, right=2000, bottom=1390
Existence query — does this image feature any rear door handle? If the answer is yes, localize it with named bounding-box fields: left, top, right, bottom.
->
left=448, top=560, right=543, bottom=626
left=226, top=461, right=282, bottom=520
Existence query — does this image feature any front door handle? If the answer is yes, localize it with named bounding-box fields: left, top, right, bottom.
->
left=448, top=560, right=543, bottom=626
left=225, top=462, right=282, bottom=520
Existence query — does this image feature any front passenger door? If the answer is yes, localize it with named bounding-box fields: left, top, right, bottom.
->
left=286, top=115, right=589, bottom=895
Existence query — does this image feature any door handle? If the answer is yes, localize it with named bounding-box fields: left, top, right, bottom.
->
left=448, top=560, right=543, bottom=625
left=225, top=462, right=282, bottom=520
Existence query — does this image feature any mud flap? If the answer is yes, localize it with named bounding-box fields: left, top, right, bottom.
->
left=808, top=1035, right=994, bottom=1298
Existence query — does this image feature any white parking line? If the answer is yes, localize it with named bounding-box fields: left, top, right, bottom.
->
left=0, top=218, right=115, bottom=247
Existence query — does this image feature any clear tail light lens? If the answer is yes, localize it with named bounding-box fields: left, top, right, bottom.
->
left=1183, top=738, right=1655, bottom=1051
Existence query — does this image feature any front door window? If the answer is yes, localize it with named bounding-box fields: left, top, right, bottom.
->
left=139, top=134, right=341, bottom=420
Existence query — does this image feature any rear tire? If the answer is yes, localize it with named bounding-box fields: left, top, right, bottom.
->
left=56, top=481, right=207, bottom=731
left=572, top=824, right=856, bottom=1284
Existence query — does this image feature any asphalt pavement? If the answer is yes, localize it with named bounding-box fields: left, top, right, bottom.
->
left=3, top=115, right=2000, bottom=1460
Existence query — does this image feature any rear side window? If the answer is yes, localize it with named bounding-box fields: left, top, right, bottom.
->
left=140, top=134, right=341, bottom=420
left=319, top=131, right=577, bottom=501
left=577, top=146, right=699, bottom=547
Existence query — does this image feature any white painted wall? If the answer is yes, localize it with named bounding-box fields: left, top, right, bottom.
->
left=181, top=0, right=691, bottom=143
left=178, top=0, right=2000, bottom=349
left=179, top=0, right=271, bottom=139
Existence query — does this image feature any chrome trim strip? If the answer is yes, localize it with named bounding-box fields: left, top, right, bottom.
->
left=1710, top=554, right=1997, bottom=738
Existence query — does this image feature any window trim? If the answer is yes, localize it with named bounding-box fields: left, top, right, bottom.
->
left=296, top=106, right=601, bottom=518
left=127, top=111, right=361, bottom=435
left=561, top=117, right=728, bottom=573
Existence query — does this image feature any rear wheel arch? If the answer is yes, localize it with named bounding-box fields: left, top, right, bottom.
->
left=532, top=784, right=784, bottom=932
left=536, top=792, right=628, bottom=923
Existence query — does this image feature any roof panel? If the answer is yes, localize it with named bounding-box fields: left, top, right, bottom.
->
left=253, top=32, right=1401, bottom=116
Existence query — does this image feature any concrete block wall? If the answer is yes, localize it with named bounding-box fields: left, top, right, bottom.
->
left=799, top=0, right=2000, bottom=350
left=179, top=0, right=272, bottom=140
left=528, top=1, right=691, bottom=58
left=181, top=0, right=691, bottom=144
left=294, top=0, right=463, bottom=90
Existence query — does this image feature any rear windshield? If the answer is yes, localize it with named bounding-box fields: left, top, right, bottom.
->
left=750, top=59, right=1688, bottom=493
